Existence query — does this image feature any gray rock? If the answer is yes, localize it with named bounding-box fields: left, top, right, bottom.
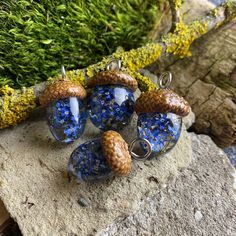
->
left=224, top=146, right=236, bottom=168
left=208, top=0, right=225, bottom=5
left=98, top=134, right=236, bottom=236
left=194, top=210, right=203, bottom=222
left=183, top=109, right=196, bottom=129
left=0, top=111, right=192, bottom=236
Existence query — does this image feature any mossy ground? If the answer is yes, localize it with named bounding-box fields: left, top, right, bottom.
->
left=0, top=0, right=164, bottom=88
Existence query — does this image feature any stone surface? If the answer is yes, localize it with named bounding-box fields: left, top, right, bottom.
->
left=208, top=0, right=224, bottom=5
left=194, top=210, right=203, bottom=222
left=1, top=2, right=234, bottom=235
left=183, top=109, right=196, bottom=129
left=224, top=145, right=236, bottom=168
left=0, top=199, right=9, bottom=226
left=98, top=134, right=236, bottom=236
left=0, top=108, right=192, bottom=236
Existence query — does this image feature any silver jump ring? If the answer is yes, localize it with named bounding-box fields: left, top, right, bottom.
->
left=61, top=65, right=66, bottom=78
left=129, top=138, right=152, bottom=161
left=106, top=59, right=121, bottom=71
left=159, top=71, right=172, bottom=89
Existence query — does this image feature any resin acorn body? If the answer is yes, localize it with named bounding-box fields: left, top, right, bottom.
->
left=39, top=79, right=87, bottom=143
left=68, top=131, right=132, bottom=182
left=135, top=89, right=190, bottom=157
left=87, top=71, right=138, bottom=131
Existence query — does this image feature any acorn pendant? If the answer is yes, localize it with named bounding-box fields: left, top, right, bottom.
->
left=87, top=62, right=138, bottom=131
left=39, top=67, right=87, bottom=143
left=134, top=72, right=190, bottom=158
left=68, top=131, right=132, bottom=182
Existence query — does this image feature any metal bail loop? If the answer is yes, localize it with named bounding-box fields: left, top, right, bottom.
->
left=61, top=65, right=66, bottom=78
left=159, top=71, right=172, bottom=89
left=128, top=138, right=152, bottom=161
left=106, top=59, right=121, bottom=71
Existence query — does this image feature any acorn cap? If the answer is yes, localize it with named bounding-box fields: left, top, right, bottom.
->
left=39, top=79, right=87, bottom=107
left=135, top=89, right=190, bottom=117
left=101, top=130, right=132, bottom=176
left=87, top=71, right=138, bottom=92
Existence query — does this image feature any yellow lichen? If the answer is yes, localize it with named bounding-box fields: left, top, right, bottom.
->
left=113, top=43, right=163, bottom=72
left=0, top=86, right=36, bottom=129
left=163, top=18, right=208, bottom=57
left=210, top=7, right=220, bottom=17
left=0, top=25, right=210, bottom=130
left=129, top=71, right=158, bottom=92
left=46, top=69, right=87, bottom=88
left=174, top=0, right=182, bottom=10
left=66, top=70, right=86, bottom=87
left=85, top=57, right=112, bottom=78
left=60, top=43, right=162, bottom=89
left=224, top=0, right=236, bottom=23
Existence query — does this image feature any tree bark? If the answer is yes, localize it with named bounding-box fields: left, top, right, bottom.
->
left=151, top=19, right=236, bottom=147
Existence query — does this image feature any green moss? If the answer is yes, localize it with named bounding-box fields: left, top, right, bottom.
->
left=0, top=0, right=164, bottom=88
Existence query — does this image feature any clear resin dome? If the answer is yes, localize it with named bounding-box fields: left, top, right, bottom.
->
left=47, top=97, right=87, bottom=143
left=137, top=112, right=182, bottom=156
left=88, top=85, right=135, bottom=131
left=68, top=139, right=112, bottom=182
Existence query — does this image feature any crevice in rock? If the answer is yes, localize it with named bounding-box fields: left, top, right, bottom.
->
left=38, top=158, right=57, bottom=173
left=195, top=86, right=217, bottom=118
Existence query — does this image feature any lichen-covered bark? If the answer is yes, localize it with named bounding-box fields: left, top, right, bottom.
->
left=0, top=86, right=36, bottom=129
left=168, top=0, right=181, bottom=31
left=151, top=19, right=236, bottom=147
left=0, top=1, right=235, bottom=129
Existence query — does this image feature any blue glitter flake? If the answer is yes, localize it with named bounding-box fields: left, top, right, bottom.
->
left=47, top=97, right=87, bottom=143
left=68, top=139, right=112, bottom=182
left=88, top=85, right=135, bottom=131
left=137, top=112, right=182, bottom=155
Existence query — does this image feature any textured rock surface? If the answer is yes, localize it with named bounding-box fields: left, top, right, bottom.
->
left=224, top=145, right=236, bottom=168
left=0, top=199, right=9, bottom=226
left=183, top=109, right=196, bottom=129
left=98, top=134, right=236, bottom=236
left=0, top=109, right=192, bottom=236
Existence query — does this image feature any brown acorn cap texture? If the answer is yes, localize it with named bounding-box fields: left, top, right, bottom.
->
left=101, top=130, right=132, bottom=176
left=39, top=79, right=87, bottom=107
left=135, top=89, right=190, bottom=117
left=87, top=71, right=138, bottom=92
